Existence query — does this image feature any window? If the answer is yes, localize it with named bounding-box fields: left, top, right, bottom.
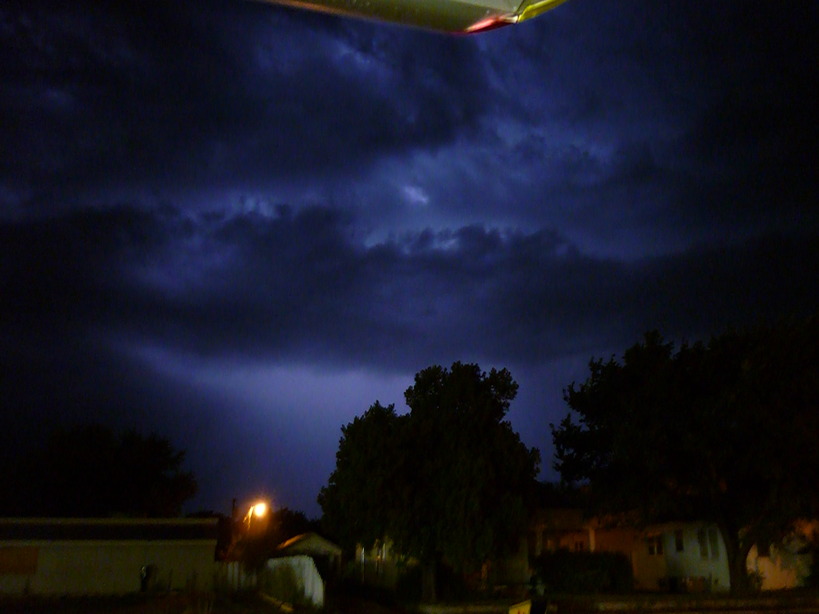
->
left=675, top=529, right=684, bottom=552
left=574, top=541, right=585, bottom=552
left=647, top=535, right=664, bottom=556
left=698, top=528, right=708, bottom=558
left=708, top=528, right=720, bottom=560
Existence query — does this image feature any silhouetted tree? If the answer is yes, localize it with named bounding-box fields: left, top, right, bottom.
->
left=318, top=401, right=400, bottom=554
left=10, top=423, right=197, bottom=517
left=551, top=317, right=819, bottom=594
left=319, top=362, right=541, bottom=602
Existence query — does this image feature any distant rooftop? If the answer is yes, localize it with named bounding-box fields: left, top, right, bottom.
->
left=0, top=517, right=219, bottom=541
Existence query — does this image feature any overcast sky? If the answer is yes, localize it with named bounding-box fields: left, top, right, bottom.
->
left=2, top=0, right=817, bottom=518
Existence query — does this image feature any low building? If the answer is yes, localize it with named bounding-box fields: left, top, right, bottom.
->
left=0, top=517, right=219, bottom=595
left=528, top=508, right=639, bottom=557
left=276, top=532, right=342, bottom=577
left=745, top=519, right=818, bottom=591
left=631, top=522, right=730, bottom=592
left=528, top=510, right=816, bottom=593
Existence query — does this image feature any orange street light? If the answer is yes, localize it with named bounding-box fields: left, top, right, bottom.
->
left=244, top=500, right=271, bottom=533
left=250, top=502, right=268, bottom=519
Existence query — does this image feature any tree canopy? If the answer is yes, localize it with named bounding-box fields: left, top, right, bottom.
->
left=551, top=317, right=819, bottom=593
left=5, top=423, right=197, bottom=517
left=319, top=362, right=540, bottom=600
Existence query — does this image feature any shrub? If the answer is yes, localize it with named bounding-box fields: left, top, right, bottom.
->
left=531, top=549, right=633, bottom=594
left=395, top=564, right=422, bottom=602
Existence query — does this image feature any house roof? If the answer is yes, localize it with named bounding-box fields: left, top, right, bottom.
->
left=0, top=518, right=219, bottom=541
left=276, top=532, right=341, bottom=557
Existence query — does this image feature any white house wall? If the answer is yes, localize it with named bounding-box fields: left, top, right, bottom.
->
left=632, top=524, right=730, bottom=592
left=263, top=555, right=324, bottom=608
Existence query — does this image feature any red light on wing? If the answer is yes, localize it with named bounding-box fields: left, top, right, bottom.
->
left=464, top=16, right=510, bottom=33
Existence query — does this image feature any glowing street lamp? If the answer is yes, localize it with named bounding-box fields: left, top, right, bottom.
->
left=249, top=502, right=268, bottom=520
left=244, top=500, right=271, bottom=534
left=252, top=0, right=571, bottom=33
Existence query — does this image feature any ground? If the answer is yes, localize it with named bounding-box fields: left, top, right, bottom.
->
left=5, top=591, right=819, bottom=613
left=0, top=592, right=408, bottom=613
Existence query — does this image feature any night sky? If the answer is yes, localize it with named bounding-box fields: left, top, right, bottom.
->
left=2, top=0, right=817, bottom=518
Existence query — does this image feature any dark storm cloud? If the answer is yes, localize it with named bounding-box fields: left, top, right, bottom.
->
left=457, top=0, right=819, bottom=251
left=2, top=0, right=817, bottom=515
left=4, top=204, right=816, bottom=382
left=0, top=0, right=488, bottom=202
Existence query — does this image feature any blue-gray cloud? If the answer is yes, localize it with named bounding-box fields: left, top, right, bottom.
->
left=2, top=0, right=817, bottom=515
left=4, top=204, right=816, bottom=376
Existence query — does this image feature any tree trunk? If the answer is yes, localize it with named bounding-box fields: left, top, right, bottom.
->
left=719, top=525, right=753, bottom=595
left=421, top=560, right=437, bottom=603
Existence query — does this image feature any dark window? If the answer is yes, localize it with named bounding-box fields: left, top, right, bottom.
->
left=574, top=541, right=585, bottom=552
left=675, top=529, right=684, bottom=552
left=698, top=528, right=708, bottom=558
left=647, top=535, right=664, bottom=556
left=708, top=528, right=720, bottom=560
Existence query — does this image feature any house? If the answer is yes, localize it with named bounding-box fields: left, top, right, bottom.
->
left=276, top=532, right=342, bottom=577
left=353, top=511, right=637, bottom=593
left=262, top=555, right=326, bottom=608
left=252, top=532, right=342, bottom=609
left=527, top=508, right=638, bottom=558
left=631, top=522, right=729, bottom=592
left=527, top=510, right=816, bottom=593
left=632, top=520, right=818, bottom=592
left=0, top=517, right=219, bottom=595
left=351, top=510, right=817, bottom=595
left=746, top=519, right=818, bottom=591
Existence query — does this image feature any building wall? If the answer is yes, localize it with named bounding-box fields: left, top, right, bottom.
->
left=632, top=524, right=730, bottom=592
left=746, top=528, right=816, bottom=591
left=0, top=539, right=218, bottom=595
left=631, top=532, right=668, bottom=590
left=529, top=513, right=807, bottom=594
left=263, top=555, right=325, bottom=608
left=594, top=527, right=638, bottom=555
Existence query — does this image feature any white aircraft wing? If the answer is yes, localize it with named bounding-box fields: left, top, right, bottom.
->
left=255, top=0, right=570, bottom=33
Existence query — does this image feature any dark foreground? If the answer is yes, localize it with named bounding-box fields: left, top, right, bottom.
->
left=4, top=591, right=819, bottom=614
left=0, top=592, right=409, bottom=614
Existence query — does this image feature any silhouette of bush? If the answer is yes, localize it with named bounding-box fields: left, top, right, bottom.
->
left=531, top=549, right=633, bottom=594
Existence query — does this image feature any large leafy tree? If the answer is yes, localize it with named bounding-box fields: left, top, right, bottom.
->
left=319, top=362, right=540, bottom=601
left=7, top=423, right=197, bottom=517
left=318, top=401, right=402, bottom=552
left=551, top=318, right=819, bottom=594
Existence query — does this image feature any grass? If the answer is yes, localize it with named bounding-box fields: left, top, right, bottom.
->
left=0, top=592, right=277, bottom=614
